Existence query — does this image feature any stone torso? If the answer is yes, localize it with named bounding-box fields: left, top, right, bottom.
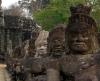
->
left=59, top=54, right=97, bottom=81
left=60, top=54, right=95, bottom=74
left=31, top=57, right=50, bottom=81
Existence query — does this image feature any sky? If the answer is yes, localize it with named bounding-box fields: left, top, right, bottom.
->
left=2, top=0, right=19, bottom=8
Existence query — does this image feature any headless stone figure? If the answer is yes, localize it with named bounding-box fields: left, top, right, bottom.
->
left=47, top=4, right=100, bottom=81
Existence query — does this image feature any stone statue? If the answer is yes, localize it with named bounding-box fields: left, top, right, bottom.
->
left=46, top=24, right=65, bottom=81
left=66, top=4, right=99, bottom=54
left=30, top=24, right=65, bottom=81
left=47, top=24, right=65, bottom=58
left=35, top=30, right=49, bottom=58
left=47, top=4, right=100, bottom=81
left=62, top=4, right=99, bottom=81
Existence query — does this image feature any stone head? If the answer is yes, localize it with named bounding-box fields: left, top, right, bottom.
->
left=35, top=30, right=49, bottom=58
left=48, top=24, right=65, bottom=58
left=66, top=4, right=99, bottom=54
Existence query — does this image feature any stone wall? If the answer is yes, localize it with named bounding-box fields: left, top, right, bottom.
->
left=4, top=15, right=36, bottom=31
left=0, top=15, right=37, bottom=56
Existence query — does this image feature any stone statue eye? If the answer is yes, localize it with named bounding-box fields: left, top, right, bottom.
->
left=82, top=32, right=90, bottom=37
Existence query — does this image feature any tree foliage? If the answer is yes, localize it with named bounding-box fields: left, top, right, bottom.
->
left=18, top=0, right=34, bottom=17
left=90, top=0, right=100, bottom=31
left=33, top=0, right=100, bottom=31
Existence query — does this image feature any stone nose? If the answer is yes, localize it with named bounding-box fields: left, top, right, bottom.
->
left=54, top=40, right=62, bottom=46
left=75, top=34, right=84, bottom=42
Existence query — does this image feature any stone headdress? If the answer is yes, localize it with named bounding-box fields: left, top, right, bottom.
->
left=48, top=24, right=65, bottom=42
left=66, top=4, right=99, bottom=54
left=66, top=4, right=97, bottom=34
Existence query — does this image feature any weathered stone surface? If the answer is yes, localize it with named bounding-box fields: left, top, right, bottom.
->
left=4, top=2, right=100, bottom=81
left=0, top=14, right=38, bottom=56
left=44, top=24, right=66, bottom=81
left=22, top=24, right=66, bottom=81
left=0, top=0, right=5, bottom=53
left=12, top=30, right=39, bottom=59
left=47, top=4, right=100, bottom=81
left=12, top=45, right=24, bottom=58
left=0, top=0, right=1, bottom=9
left=47, top=24, right=65, bottom=58
left=63, top=4, right=99, bottom=81
left=4, top=15, right=36, bottom=30
left=35, top=30, right=49, bottom=58
left=97, top=32, right=100, bottom=46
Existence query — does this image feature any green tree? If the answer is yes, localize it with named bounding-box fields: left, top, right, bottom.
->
left=33, top=0, right=100, bottom=31
left=90, top=0, right=100, bottom=31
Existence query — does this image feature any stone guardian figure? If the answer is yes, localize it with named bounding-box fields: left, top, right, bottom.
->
left=46, top=24, right=65, bottom=81
left=31, top=24, right=65, bottom=81
left=47, top=4, right=100, bottom=81
left=63, top=4, right=99, bottom=81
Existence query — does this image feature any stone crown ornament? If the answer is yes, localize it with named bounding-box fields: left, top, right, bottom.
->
left=67, top=4, right=97, bottom=33
left=70, top=4, right=91, bottom=15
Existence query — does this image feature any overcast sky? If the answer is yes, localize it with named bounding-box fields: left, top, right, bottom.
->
left=2, top=0, right=19, bottom=8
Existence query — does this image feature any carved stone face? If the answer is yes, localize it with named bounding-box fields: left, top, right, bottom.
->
left=49, top=35, right=65, bottom=57
left=67, top=23, right=93, bottom=54
left=36, top=41, right=47, bottom=58
left=35, top=30, right=49, bottom=58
